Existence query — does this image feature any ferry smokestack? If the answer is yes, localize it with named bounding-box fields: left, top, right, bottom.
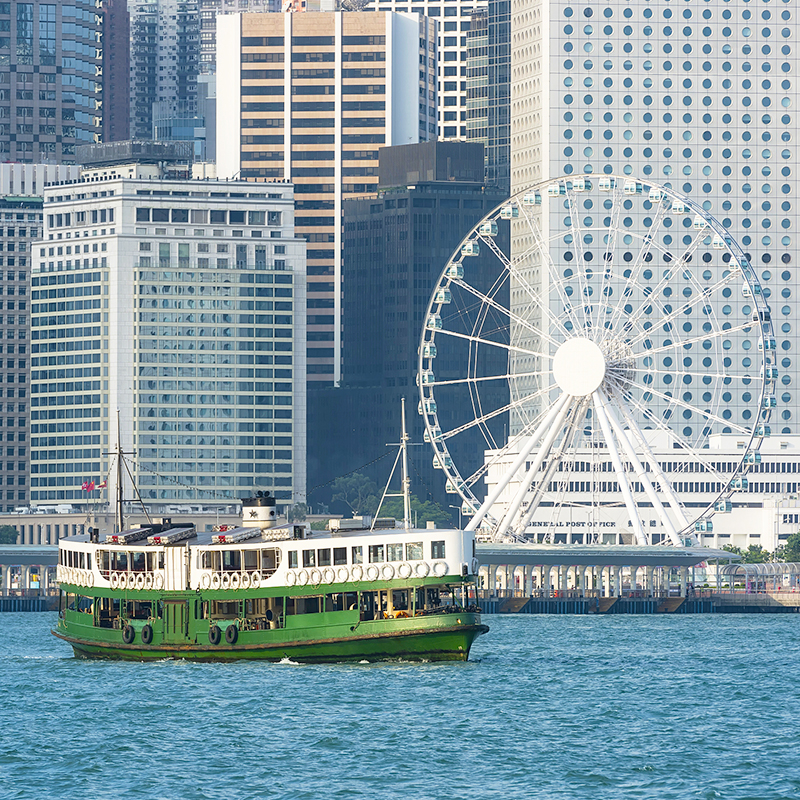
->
left=241, top=492, right=277, bottom=529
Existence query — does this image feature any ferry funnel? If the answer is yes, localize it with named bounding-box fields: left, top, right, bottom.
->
left=241, top=492, right=277, bottom=529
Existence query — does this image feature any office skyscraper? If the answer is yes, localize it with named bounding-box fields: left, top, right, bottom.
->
left=510, top=0, right=800, bottom=435
left=30, top=157, right=307, bottom=509
left=0, top=1, right=102, bottom=164
left=217, top=11, right=436, bottom=387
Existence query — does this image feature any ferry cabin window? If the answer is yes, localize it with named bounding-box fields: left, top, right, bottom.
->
left=243, top=549, right=259, bottom=572
left=201, top=550, right=220, bottom=570
left=260, top=548, right=280, bottom=573
left=112, top=551, right=128, bottom=571
left=326, top=591, right=358, bottom=611
left=431, top=540, right=446, bottom=559
left=392, top=589, right=409, bottom=611
left=317, top=548, right=331, bottom=567
left=406, top=542, right=423, bottom=561
left=210, top=600, right=240, bottom=619
left=333, top=547, right=347, bottom=566
left=368, top=544, right=384, bottom=563
left=131, top=552, right=147, bottom=572
left=387, top=543, right=403, bottom=562
left=287, top=595, right=322, bottom=615
left=222, top=550, right=241, bottom=571
left=302, top=549, right=316, bottom=568
left=288, top=550, right=298, bottom=569
left=126, top=600, right=152, bottom=620
left=351, top=546, right=363, bottom=564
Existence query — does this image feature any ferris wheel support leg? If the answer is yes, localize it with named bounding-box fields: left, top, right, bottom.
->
left=591, top=391, right=649, bottom=547
left=513, top=402, right=585, bottom=535
left=610, top=389, right=693, bottom=538
left=498, top=395, right=575, bottom=537
left=465, top=392, right=570, bottom=532
left=596, top=390, right=683, bottom=547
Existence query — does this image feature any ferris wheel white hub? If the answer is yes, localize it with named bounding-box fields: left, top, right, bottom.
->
left=552, top=338, right=606, bottom=397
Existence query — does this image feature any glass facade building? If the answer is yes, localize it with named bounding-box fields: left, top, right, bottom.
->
left=29, top=175, right=307, bottom=510
left=0, top=1, right=102, bottom=163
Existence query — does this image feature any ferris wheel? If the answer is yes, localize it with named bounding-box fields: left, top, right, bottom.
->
left=417, top=175, right=777, bottom=545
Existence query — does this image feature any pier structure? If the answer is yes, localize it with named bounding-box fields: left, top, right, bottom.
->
left=476, top=542, right=730, bottom=597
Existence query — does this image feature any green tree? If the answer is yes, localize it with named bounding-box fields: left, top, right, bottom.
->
left=0, top=525, right=19, bottom=544
left=378, top=496, right=455, bottom=528
left=721, top=544, right=743, bottom=557
left=288, top=503, right=308, bottom=523
left=742, top=544, right=772, bottom=564
left=331, top=473, right=380, bottom=516
left=780, top=531, right=800, bottom=563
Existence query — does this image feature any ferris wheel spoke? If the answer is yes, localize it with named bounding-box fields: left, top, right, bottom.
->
left=430, top=325, right=552, bottom=361
left=618, top=389, right=731, bottom=485
left=606, top=201, right=670, bottom=333
left=607, top=387, right=693, bottom=536
left=430, top=369, right=550, bottom=389
left=631, top=383, right=752, bottom=435
left=562, top=192, right=593, bottom=333
left=592, top=185, right=626, bottom=333
left=522, top=212, right=586, bottom=334
left=450, top=278, right=562, bottom=350
left=438, top=382, right=556, bottom=444
left=596, top=389, right=684, bottom=546
left=591, top=390, right=649, bottom=545
left=465, top=392, right=571, bottom=531
left=514, top=399, right=587, bottom=535
left=640, top=321, right=757, bottom=357
left=641, top=366, right=763, bottom=384
left=479, top=231, right=574, bottom=341
left=626, top=271, right=740, bottom=349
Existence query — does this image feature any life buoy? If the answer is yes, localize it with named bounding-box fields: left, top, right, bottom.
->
left=323, top=567, right=336, bottom=584
left=154, top=573, right=164, bottom=591
left=86, top=570, right=95, bottom=588
left=110, top=572, right=119, bottom=590
left=351, top=565, right=364, bottom=581
left=398, top=562, right=413, bottom=580
left=200, top=573, right=211, bottom=590
left=141, top=624, right=153, bottom=645
left=135, top=573, right=145, bottom=590
left=120, top=573, right=129, bottom=590
left=251, top=570, right=262, bottom=586
left=381, top=564, right=395, bottom=581
left=366, top=565, right=380, bottom=582
left=230, top=572, right=240, bottom=590
left=337, top=567, right=349, bottom=583
left=122, top=625, right=135, bottom=645
left=285, top=570, right=297, bottom=587
left=211, top=573, right=221, bottom=590
left=221, top=573, right=231, bottom=590
left=75, top=569, right=84, bottom=586
left=208, top=625, right=221, bottom=645
left=395, top=611, right=409, bottom=618
left=470, top=558, right=480, bottom=574
left=433, top=561, right=449, bottom=578
left=225, top=624, right=238, bottom=645
left=415, top=562, right=431, bottom=578
left=240, top=572, right=251, bottom=590
left=310, top=568, right=322, bottom=585
left=296, top=569, right=309, bottom=586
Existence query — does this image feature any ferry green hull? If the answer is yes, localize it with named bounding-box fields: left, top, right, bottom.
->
left=53, top=582, right=488, bottom=663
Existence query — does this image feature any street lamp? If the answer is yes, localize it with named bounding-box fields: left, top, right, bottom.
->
left=449, top=504, right=462, bottom=529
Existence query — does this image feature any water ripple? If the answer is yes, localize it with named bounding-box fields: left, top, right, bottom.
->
left=1, top=614, right=800, bottom=798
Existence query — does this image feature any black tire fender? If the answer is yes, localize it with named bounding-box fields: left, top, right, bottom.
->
left=141, top=624, right=153, bottom=645
left=208, top=625, right=221, bottom=645
left=225, top=624, right=238, bottom=645
left=122, top=625, right=135, bottom=645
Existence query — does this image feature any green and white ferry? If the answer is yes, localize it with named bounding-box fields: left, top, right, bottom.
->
left=52, top=494, right=488, bottom=661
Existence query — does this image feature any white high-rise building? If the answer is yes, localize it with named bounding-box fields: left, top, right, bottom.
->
left=29, top=170, right=307, bottom=510
left=362, top=0, right=486, bottom=140
left=511, top=0, right=799, bottom=435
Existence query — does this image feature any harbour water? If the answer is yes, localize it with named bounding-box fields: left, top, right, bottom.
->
left=2, top=613, right=799, bottom=799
